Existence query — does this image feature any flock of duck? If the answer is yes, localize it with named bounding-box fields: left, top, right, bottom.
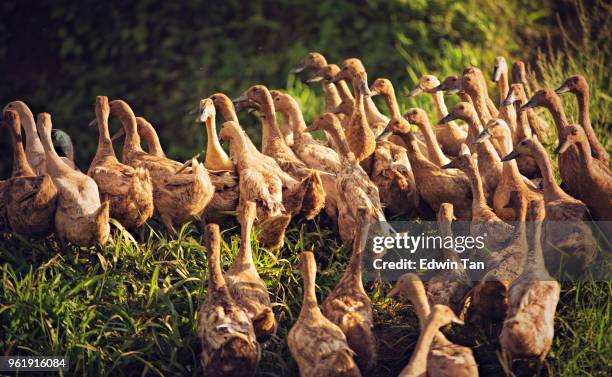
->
left=0, top=52, right=610, bottom=376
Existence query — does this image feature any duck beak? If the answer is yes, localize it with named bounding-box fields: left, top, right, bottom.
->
left=438, top=113, right=457, bottom=126
left=440, top=160, right=457, bottom=169
left=110, top=128, right=125, bottom=141
left=555, top=84, right=570, bottom=94
left=369, top=86, right=380, bottom=97
left=430, top=83, right=444, bottom=92
left=451, top=314, right=464, bottom=325
left=519, top=98, right=536, bottom=112
left=330, top=73, right=342, bottom=84
left=359, top=81, right=372, bottom=98
left=196, top=106, right=211, bottom=123
left=408, top=86, right=422, bottom=97
left=305, top=123, right=317, bottom=133
left=290, top=63, right=306, bottom=73
left=306, top=75, right=324, bottom=83
left=232, top=93, right=249, bottom=112
left=554, top=138, right=571, bottom=155
left=502, top=93, right=517, bottom=107
left=492, top=65, right=502, bottom=82
left=88, top=118, right=97, bottom=128
left=376, top=124, right=393, bottom=142
left=387, top=285, right=400, bottom=298
left=472, top=129, right=491, bottom=144
left=501, top=150, right=520, bottom=161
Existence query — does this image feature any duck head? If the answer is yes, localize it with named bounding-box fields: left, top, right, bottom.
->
left=473, top=118, right=509, bottom=144
left=3, top=100, right=34, bottom=119
left=438, top=102, right=473, bottom=125
left=555, top=75, right=588, bottom=95
left=432, top=75, right=462, bottom=94
left=291, top=52, right=327, bottom=73
left=218, top=121, right=242, bottom=143
left=520, top=89, right=558, bottom=112
left=306, top=64, right=341, bottom=84
left=491, top=56, right=508, bottom=82
left=429, top=304, right=464, bottom=326
left=554, top=124, right=584, bottom=155
left=334, top=58, right=371, bottom=97
left=503, top=83, right=527, bottom=107
left=196, top=98, right=215, bottom=123
left=501, top=135, right=540, bottom=161
left=408, top=75, right=441, bottom=96
left=305, top=113, right=340, bottom=134
left=403, top=108, right=428, bottom=126
left=232, top=85, right=271, bottom=113
left=511, top=61, right=528, bottom=84
left=441, top=144, right=474, bottom=170
left=387, top=273, right=423, bottom=299
left=377, top=116, right=411, bottom=142
left=269, top=90, right=294, bottom=113
left=369, top=78, right=393, bottom=97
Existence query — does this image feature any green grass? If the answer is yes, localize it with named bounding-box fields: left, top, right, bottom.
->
left=1, top=218, right=610, bottom=377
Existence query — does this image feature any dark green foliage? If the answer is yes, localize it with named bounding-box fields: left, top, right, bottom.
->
left=0, top=0, right=577, bottom=176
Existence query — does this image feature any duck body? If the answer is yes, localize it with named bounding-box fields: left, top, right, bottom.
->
left=110, top=100, right=213, bottom=233
left=476, top=119, right=542, bottom=221
left=3, top=101, right=47, bottom=175
left=408, top=75, right=467, bottom=156
left=198, top=224, right=260, bottom=377
left=3, top=110, right=58, bottom=237
left=88, top=96, right=154, bottom=230
left=36, top=113, right=109, bottom=246
left=500, top=200, right=560, bottom=372
left=384, top=118, right=471, bottom=220
left=503, top=136, right=597, bottom=272
left=388, top=274, right=478, bottom=377
left=309, top=114, right=386, bottom=241
left=322, top=213, right=376, bottom=372
left=289, top=251, right=362, bottom=377
left=219, top=120, right=291, bottom=250
left=234, top=85, right=326, bottom=220
left=224, top=201, right=276, bottom=342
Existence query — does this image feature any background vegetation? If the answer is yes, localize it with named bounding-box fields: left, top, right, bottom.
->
left=0, top=0, right=609, bottom=175
left=1, top=0, right=610, bottom=376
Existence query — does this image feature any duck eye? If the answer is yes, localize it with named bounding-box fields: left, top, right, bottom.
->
left=211, top=96, right=216, bottom=100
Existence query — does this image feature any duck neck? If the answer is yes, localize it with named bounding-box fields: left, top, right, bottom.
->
left=283, top=102, right=308, bottom=134
left=460, top=108, right=484, bottom=142
left=136, top=118, right=164, bottom=156
left=236, top=220, right=254, bottom=268
left=37, top=119, right=73, bottom=175
left=575, top=88, right=601, bottom=156
left=336, top=80, right=354, bottom=101
left=574, top=137, right=594, bottom=173
left=19, top=108, right=44, bottom=157
left=544, top=97, right=569, bottom=134
left=497, top=131, right=523, bottom=183
left=464, top=162, right=488, bottom=210
left=118, top=113, right=143, bottom=154
left=414, top=119, right=449, bottom=166
left=207, top=240, right=226, bottom=292
left=94, top=114, right=116, bottom=161
left=430, top=91, right=449, bottom=119
left=513, top=95, right=532, bottom=140
left=259, top=99, right=284, bottom=150
left=382, top=88, right=402, bottom=118
left=9, top=126, right=35, bottom=178
left=497, top=72, right=509, bottom=106
left=345, top=225, right=366, bottom=283
left=525, top=219, right=545, bottom=272
left=325, top=122, right=354, bottom=160
left=301, top=263, right=319, bottom=312
left=218, top=103, right=239, bottom=123
left=404, top=315, right=441, bottom=375
left=205, top=116, right=230, bottom=166
left=407, top=280, right=431, bottom=329
left=530, top=142, right=566, bottom=202
left=227, top=129, right=252, bottom=168
left=323, top=82, right=342, bottom=111
left=469, top=89, right=492, bottom=126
